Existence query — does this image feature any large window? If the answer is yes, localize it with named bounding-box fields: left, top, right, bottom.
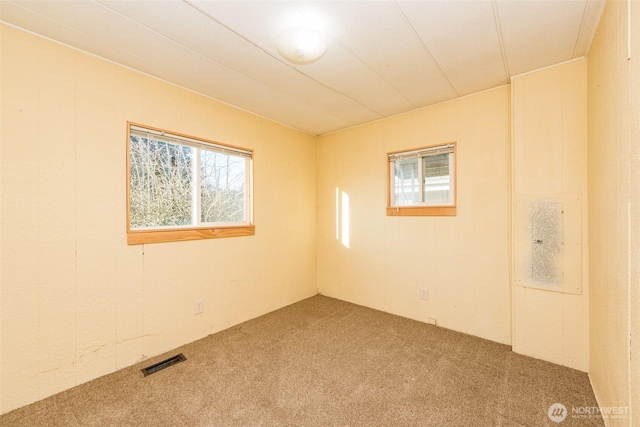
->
left=127, top=123, right=254, bottom=244
left=387, top=142, right=456, bottom=216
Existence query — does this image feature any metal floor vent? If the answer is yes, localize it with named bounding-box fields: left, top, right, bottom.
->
left=141, top=353, right=186, bottom=377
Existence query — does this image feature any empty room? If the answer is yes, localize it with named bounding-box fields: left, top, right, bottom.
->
left=0, top=0, right=638, bottom=426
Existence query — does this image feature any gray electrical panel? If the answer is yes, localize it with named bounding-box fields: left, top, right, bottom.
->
left=515, top=194, right=582, bottom=295
left=531, top=200, right=564, bottom=285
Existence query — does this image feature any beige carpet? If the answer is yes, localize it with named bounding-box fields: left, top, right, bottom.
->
left=1, top=295, right=603, bottom=426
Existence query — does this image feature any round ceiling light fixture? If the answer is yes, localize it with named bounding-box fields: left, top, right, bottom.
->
left=276, top=27, right=327, bottom=65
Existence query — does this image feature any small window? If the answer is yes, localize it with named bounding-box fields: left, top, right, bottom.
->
left=127, top=123, right=254, bottom=244
left=387, top=142, right=456, bottom=216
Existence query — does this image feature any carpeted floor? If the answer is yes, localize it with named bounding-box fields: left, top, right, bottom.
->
left=1, top=295, right=604, bottom=426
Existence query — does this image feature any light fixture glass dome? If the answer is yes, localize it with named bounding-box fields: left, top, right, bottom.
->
left=276, top=27, right=327, bottom=65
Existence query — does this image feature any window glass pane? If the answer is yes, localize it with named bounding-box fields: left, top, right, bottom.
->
left=423, top=153, right=450, bottom=204
left=200, top=149, right=246, bottom=223
left=394, top=158, right=419, bottom=206
left=129, top=136, right=193, bottom=228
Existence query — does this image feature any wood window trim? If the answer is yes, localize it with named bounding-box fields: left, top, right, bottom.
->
left=386, top=142, right=457, bottom=217
left=127, top=225, right=255, bottom=245
left=386, top=206, right=457, bottom=216
left=126, top=122, right=255, bottom=245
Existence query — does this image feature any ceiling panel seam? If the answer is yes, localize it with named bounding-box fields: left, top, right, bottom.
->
left=572, top=0, right=591, bottom=58
left=392, top=0, right=460, bottom=98
left=93, top=0, right=366, bottom=127
left=2, top=0, right=605, bottom=136
left=0, top=16, right=315, bottom=137
left=290, top=1, right=417, bottom=110
left=9, top=16, right=320, bottom=135
left=318, top=83, right=510, bottom=138
left=491, top=0, right=511, bottom=80
left=3, top=0, right=349, bottom=135
left=182, top=0, right=385, bottom=118
left=3, top=1, right=163, bottom=71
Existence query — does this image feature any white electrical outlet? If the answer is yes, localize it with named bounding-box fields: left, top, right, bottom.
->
left=419, top=288, right=428, bottom=300
left=194, top=300, right=204, bottom=315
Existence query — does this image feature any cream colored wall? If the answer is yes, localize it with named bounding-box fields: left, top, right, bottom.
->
left=3, top=1, right=638, bottom=418
left=510, top=59, right=590, bottom=372
left=0, top=25, right=318, bottom=414
left=587, top=0, right=639, bottom=425
left=318, top=87, right=511, bottom=345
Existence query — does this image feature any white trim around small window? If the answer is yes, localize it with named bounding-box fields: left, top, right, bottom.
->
left=387, top=142, right=457, bottom=216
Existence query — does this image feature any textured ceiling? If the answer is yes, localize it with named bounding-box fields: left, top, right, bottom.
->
left=0, top=0, right=605, bottom=135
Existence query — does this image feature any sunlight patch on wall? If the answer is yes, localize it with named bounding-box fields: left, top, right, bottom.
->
left=341, top=191, right=350, bottom=248
left=335, top=187, right=350, bottom=249
left=336, top=187, right=340, bottom=240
